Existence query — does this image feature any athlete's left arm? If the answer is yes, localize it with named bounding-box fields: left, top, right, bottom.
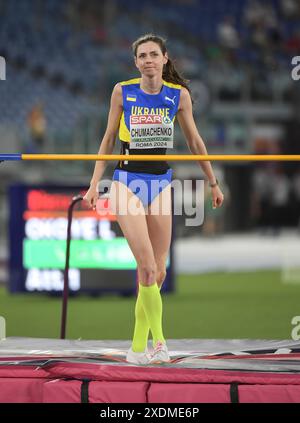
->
left=177, top=87, right=224, bottom=208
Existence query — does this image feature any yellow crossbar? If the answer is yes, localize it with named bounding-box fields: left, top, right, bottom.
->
left=21, top=154, right=300, bottom=161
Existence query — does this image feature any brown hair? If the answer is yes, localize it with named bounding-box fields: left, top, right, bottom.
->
left=132, top=33, right=192, bottom=96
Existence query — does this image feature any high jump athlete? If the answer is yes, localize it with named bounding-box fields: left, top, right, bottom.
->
left=84, top=34, right=224, bottom=364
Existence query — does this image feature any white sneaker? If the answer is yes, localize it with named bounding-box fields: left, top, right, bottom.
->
left=126, top=347, right=151, bottom=365
left=149, top=341, right=170, bottom=364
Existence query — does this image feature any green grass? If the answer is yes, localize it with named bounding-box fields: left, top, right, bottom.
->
left=0, top=270, right=299, bottom=340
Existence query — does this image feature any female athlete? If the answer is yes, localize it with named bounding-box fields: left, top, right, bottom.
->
left=84, top=34, right=224, bottom=364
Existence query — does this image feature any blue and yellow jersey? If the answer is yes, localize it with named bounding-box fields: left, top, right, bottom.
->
left=116, top=78, right=182, bottom=174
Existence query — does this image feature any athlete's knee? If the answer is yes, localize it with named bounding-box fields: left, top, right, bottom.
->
left=156, top=268, right=167, bottom=288
left=138, top=260, right=157, bottom=287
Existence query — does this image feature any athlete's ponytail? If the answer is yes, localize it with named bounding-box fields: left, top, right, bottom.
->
left=132, top=34, right=192, bottom=97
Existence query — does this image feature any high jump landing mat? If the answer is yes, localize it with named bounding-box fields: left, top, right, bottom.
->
left=0, top=337, right=300, bottom=403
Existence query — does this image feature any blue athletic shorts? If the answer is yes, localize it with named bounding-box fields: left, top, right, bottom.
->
left=112, top=169, right=173, bottom=207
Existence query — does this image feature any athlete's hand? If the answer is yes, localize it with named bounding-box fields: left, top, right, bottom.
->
left=211, top=185, right=224, bottom=209
left=83, top=184, right=98, bottom=210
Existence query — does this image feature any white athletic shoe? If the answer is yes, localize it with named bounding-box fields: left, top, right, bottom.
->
left=126, top=347, right=151, bottom=365
left=149, top=341, right=170, bottom=364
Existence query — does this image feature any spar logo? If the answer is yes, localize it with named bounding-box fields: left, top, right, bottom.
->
left=0, top=56, right=6, bottom=81
left=130, top=115, right=164, bottom=125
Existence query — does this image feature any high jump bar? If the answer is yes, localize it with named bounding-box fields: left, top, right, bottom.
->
left=1, top=154, right=300, bottom=161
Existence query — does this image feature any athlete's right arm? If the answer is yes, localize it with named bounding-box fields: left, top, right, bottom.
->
left=84, top=83, right=123, bottom=209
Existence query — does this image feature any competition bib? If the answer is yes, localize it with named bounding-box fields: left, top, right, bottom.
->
left=129, top=115, right=174, bottom=149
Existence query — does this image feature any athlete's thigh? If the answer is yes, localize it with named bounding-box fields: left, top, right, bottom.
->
left=110, top=181, right=155, bottom=264
left=146, top=185, right=172, bottom=263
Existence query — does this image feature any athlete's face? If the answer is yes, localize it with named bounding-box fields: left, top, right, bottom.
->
left=135, top=41, right=168, bottom=77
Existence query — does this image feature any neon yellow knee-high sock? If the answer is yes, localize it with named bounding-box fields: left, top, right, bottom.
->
left=132, top=284, right=163, bottom=352
left=131, top=293, right=150, bottom=353
left=137, top=283, right=165, bottom=347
